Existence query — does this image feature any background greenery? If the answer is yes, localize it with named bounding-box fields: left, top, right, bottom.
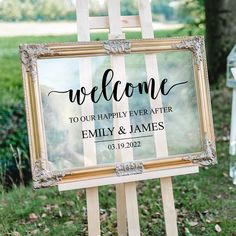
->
left=0, top=29, right=236, bottom=235
left=1, top=0, right=236, bottom=235
left=0, top=0, right=203, bottom=23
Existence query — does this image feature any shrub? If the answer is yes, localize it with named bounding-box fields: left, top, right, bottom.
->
left=0, top=101, right=31, bottom=187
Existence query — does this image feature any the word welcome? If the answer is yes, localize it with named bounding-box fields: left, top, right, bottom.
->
left=48, top=69, right=188, bottom=105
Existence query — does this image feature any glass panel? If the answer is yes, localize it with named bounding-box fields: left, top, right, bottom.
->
left=37, top=56, right=112, bottom=171
left=125, top=53, right=156, bottom=160
left=37, top=50, right=202, bottom=171
left=156, top=50, right=202, bottom=155
left=124, top=50, right=201, bottom=159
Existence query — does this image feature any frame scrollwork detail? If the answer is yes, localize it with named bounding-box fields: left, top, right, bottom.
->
left=33, top=159, right=65, bottom=188
left=20, top=44, right=57, bottom=81
left=116, top=161, right=144, bottom=176
left=103, top=40, right=131, bottom=54
left=183, top=134, right=217, bottom=166
left=19, top=38, right=216, bottom=188
left=172, top=36, right=204, bottom=69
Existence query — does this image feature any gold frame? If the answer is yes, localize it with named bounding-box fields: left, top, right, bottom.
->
left=20, top=36, right=217, bottom=189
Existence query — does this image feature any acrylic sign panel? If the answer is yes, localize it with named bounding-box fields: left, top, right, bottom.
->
left=20, top=37, right=217, bottom=188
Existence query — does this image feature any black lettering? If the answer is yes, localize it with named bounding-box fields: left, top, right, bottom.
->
left=48, top=69, right=188, bottom=105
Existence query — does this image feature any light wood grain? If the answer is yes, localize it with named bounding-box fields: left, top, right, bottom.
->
left=160, top=177, right=178, bottom=236
left=116, top=184, right=127, bottom=236
left=89, top=16, right=141, bottom=29
left=76, top=1, right=101, bottom=235
left=138, top=1, right=178, bottom=235
left=58, top=165, right=199, bottom=190
left=125, top=182, right=140, bottom=236
left=108, top=1, right=140, bottom=235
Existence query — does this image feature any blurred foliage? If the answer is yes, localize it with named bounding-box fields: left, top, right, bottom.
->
left=0, top=34, right=76, bottom=187
left=0, top=0, right=76, bottom=21
left=176, top=0, right=205, bottom=30
left=151, top=0, right=174, bottom=21
left=120, top=0, right=138, bottom=16
left=0, top=0, right=205, bottom=24
left=0, top=102, right=31, bottom=187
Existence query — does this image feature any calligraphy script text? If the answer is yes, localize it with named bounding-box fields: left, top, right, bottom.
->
left=48, top=69, right=188, bottom=105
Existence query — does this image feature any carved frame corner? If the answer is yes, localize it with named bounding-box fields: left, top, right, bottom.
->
left=172, top=36, right=205, bottom=70
left=183, top=134, right=217, bottom=167
left=32, top=159, right=65, bottom=189
left=19, top=44, right=57, bottom=82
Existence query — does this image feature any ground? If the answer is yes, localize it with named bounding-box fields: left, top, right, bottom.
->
left=0, top=30, right=236, bottom=236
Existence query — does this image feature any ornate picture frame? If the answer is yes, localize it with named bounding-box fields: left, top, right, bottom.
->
left=20, top=36, right=217, bottom=189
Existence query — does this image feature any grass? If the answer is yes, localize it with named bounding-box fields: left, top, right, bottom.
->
left=1, top=29, right=236, bottom=235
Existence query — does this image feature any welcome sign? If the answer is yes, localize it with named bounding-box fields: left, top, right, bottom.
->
left=20, top=37, right=217, bottom=188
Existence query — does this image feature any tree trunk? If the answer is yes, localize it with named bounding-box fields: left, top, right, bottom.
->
left=205, top=0, right=236, bottom=83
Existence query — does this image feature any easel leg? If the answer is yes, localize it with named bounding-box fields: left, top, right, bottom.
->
left=86, top=187, right=101, bottom=235
left=125, top=182, right=140, bottom=236
left=76, top=1, right=101, bottom=235
left=160, top=177, right=178, bottom=236
left=116, top=184, right=127, bottom=236
left=107, top=2, right=139, bottom=235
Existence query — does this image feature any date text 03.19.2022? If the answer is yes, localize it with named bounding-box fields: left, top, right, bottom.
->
left=108, top=141, right=141, bottom=150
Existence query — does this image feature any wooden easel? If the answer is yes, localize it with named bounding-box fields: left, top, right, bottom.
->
left=58, top=1, right=199, bottom=235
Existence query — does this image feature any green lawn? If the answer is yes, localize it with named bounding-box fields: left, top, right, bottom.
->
left=1, top=30, right=236, bottom=236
